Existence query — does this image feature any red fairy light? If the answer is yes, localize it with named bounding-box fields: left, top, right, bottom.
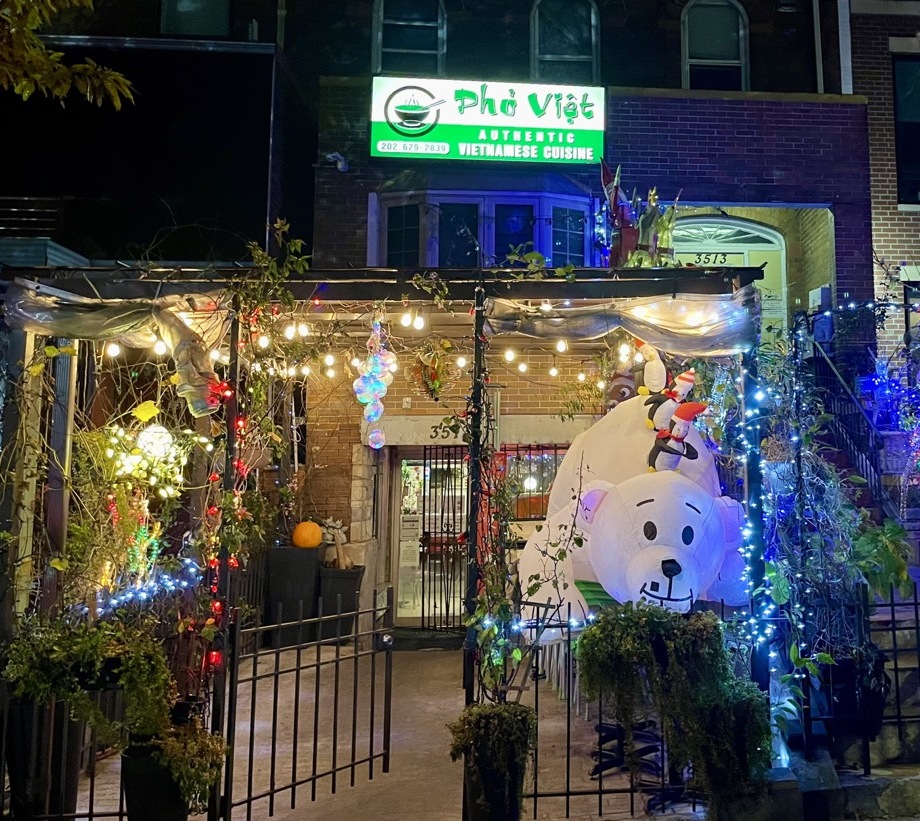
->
left=208, top=650, right=223, bottom=670
left=207, top=505, right=219, bottom=517
left=209, top=472, right=220, bottom=483
left=209, top=557, right=220, bottom=569
left=312, top=298, right=321, bottom=306
left=211, top=600, right=224, bottom=615
left=228, top=555, right=240, bottom=569
left=271, top=305, right=280, bottom=316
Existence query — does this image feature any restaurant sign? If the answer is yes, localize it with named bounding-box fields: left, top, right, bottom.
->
left=370, top=76, right=605, bottom=165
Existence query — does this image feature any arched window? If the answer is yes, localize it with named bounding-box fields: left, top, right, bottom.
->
left=681, top=0, right=749, bottom=91
left=372, top=0, right=446, bottom=77
left=531, top=0, right=599, bottom=84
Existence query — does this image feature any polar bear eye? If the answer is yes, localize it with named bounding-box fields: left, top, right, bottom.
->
left=643, top=521, right=657, bottom=540
left=682, top=525, right=694, bottom=545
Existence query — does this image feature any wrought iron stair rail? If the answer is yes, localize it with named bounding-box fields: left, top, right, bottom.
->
left=812, top=341, right=900, bottom=521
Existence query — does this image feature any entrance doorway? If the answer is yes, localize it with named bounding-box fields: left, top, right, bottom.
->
left=392, top=445, right=468, bottom=629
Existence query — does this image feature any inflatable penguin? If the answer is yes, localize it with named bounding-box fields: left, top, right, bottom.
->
left=634, top=340, right=668, bottom=396
left=644, top=367, right=696, bottom=431
left=647, top=401, right=708, bottom=472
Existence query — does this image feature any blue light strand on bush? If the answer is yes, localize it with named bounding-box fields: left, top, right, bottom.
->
left=92, top=557, right=203, bottom=618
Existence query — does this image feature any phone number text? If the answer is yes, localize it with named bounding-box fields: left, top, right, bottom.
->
left=376, top=140, right=450, bottom=155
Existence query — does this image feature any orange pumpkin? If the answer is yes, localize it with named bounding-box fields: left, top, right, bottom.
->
left=292, top=521, right=323, bottom=549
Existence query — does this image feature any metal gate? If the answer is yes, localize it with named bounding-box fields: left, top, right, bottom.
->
left=217, top=588, right=394, bottom=820
left=420, top=445, right=468, bottom=630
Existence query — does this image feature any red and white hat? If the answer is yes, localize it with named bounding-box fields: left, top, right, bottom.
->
left=673, top=368, right=696, bottom=397
left=672, top=401, right=708, bottom=423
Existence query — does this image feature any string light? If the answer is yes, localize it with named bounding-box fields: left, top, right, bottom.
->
left=400, top=311, right=412, bottom=327
left=504, top=349, right=516, bottom=362
left=105, top=342, right=121, bottom=358
left=634, top=352, right=645, bottom=363
left=540, top=301, right=553, bottom=312
left=456, top=356, right=468, bottom=369
left=324, top=353, right=335, bottom=367
left=284, top=324, right=296, bottom=340
left=555, top=340, right=568, bottom=353
left=257, top=335, right=270, bottom=349
left=209, top=349, right=220, bottom=361
left=152, top=339, right=167, bottom=356
left=298, top=323, right=310, bottom=337
left=412, top=314, right=426, bottom=330
left=618, top=343, right=630, bottom=356
left=549, top=365, right=559, bottom=377
left=300, top=365, right=310, bottom=376
left=597, top=380, right=606, bottom=390
left=577, top=371, right=586, bottom=382
left=351, top=356, right=362, bottom=368
left=518, top=362, right=528, bottom=373
left=325, top=367, right=336, bottom=378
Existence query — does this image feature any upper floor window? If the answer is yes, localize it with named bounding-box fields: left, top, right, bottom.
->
left=372, top=192, right=596, bottom=269
left=531, top=0, right=599, bottom=84
left=373, top=0, right=446, bottom=77
left=681, top=0, right=749, bottom=91
left=894, top=55, right=920, bottom=205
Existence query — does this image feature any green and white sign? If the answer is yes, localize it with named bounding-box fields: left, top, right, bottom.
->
left=370, top=76, right=605, bottom=165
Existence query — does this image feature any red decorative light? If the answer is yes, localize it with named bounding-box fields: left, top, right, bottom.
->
left=208, top=650, right=223, bottom=670
left=211, top=600, right=224, bottom=615
left=207, top=505, right=219, bottom=517
left=209, top=557, right=220, bottom=569
left=228, top=556, right=240, bottom=569
left=312, top=298, right=321, bottom=306
left=208, top=472, right=220, bottom=483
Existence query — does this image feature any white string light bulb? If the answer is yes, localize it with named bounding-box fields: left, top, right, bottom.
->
left=153, top=339, right=167, bottom=356
left=518, top=362, right=528, bottom=373
left=257, top=335, right=270, bottom=349
left=504, top=349, right=516, bottom=362
left=549, top=365, right=559, bottom=377
left=324, top=353, right=335, bottom=367
left=412, top=314, right=425, bottom=330
left=400, top=311, right=412, bottom=327
left=298, top=323, right=310, bottom=337
left=577, top=371, right=586, bottom=382
left=105, top=342, right=121, bottom=358
left=325, top=367, right=336, bottom=378
left=456, top=356, right=467, bottom=368
left=284, top=324, right=296, bottom=340
left=555, top=340, right=568, bottom=353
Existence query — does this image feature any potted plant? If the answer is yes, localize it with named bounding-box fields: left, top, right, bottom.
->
left=318, top=517, right=365, bottom=640
left=118, top=628, right=224, bottom=821
left=448, top=702, right=537, bottom=821
left=577, top=603, right=771, bottom=819
left=3, top=617, right=120, bottom=817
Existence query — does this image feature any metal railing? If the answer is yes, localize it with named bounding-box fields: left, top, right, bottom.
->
left=812, top=341, right=900, bottom=520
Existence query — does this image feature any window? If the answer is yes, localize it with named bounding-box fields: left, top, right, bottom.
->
left=681, top=0, right=749, bottom=91
left=373, top=192, right=595, bottom=268
left=373, top=0, right=446, bottom=77
left=552, top=207, right=586, bottom=265
left=385, top=204, right=420, bottom=267
left=160, top=0, right=230, bottom=37
left=894, top=56, right=920, bottom=205
left=531, top=0, right=599, bottom=84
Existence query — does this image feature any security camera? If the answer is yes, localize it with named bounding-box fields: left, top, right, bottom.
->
left=324, top=152, right=349, bottom=173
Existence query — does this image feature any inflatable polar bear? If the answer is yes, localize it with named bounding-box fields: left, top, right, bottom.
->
left=518, top=394, right=748, bottom=618
left=518, top=472, right=748, bottom=618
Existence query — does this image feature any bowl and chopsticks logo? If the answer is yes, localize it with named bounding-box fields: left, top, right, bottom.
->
left=384, top=85, right=445, bottom=138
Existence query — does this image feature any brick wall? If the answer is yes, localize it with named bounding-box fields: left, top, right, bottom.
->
left=799, top=208, right=836, bottom=308
left=315, top=80, right=873, bottom=305
left=851, top=13, right=920, bottom=361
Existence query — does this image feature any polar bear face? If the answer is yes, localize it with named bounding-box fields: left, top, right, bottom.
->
left=578, top=472, right=743, bottom=613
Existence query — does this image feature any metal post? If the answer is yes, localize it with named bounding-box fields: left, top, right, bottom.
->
left=41, top=338, right=79, bottom=613
left=0, top=328, right=37, bottom=638
left=742, top=347, right=769, bottom=690
left=463, top=285, right=486, bottom=707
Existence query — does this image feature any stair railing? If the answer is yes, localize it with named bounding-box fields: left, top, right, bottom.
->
left=812, top=342, right=900, bottom=521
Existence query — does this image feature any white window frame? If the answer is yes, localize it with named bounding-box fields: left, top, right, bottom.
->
left=374, top=191, right=595, bottom=268
left=681, top=0, right=750, bottom=91
left=530, top=0, right=600, bottom=84
left=372, top=0, right=447, bottom=77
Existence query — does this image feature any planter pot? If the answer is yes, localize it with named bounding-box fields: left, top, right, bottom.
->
left=265, top=546, right=321, bottom=647
left=6, top=699, right=83, bottom=819
left=121, top=745, right=188, bottom=821
left=318, top=565, right=366, bottom=641
left=170, top=697, right=206, bottom=726
left=463, top=757, right=527, bottom=821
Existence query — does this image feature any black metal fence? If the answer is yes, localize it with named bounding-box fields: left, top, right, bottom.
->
left=216, top=588, right=394, bottom=820
left=0, top=590, right=394, bottom=821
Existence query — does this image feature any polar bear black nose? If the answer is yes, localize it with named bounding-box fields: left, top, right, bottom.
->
left=661, top=559, right=682, bottom=579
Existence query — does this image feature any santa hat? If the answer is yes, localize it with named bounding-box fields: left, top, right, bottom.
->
left=675, top=368, right=696, bottom=390
left=672, top=401, right=708, bottom=423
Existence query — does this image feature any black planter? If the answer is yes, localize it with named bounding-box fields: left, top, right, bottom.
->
left=6, top=699, right=83, bottom=819
left=265, top=546, right=321, bottom=647
left=318, top=566, right=366, bottom=641
left=121, top=745, right=188, bottom=821
left=463, top=758, right=526, bottom=821
left=170, top=697, right=206, bottom=726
